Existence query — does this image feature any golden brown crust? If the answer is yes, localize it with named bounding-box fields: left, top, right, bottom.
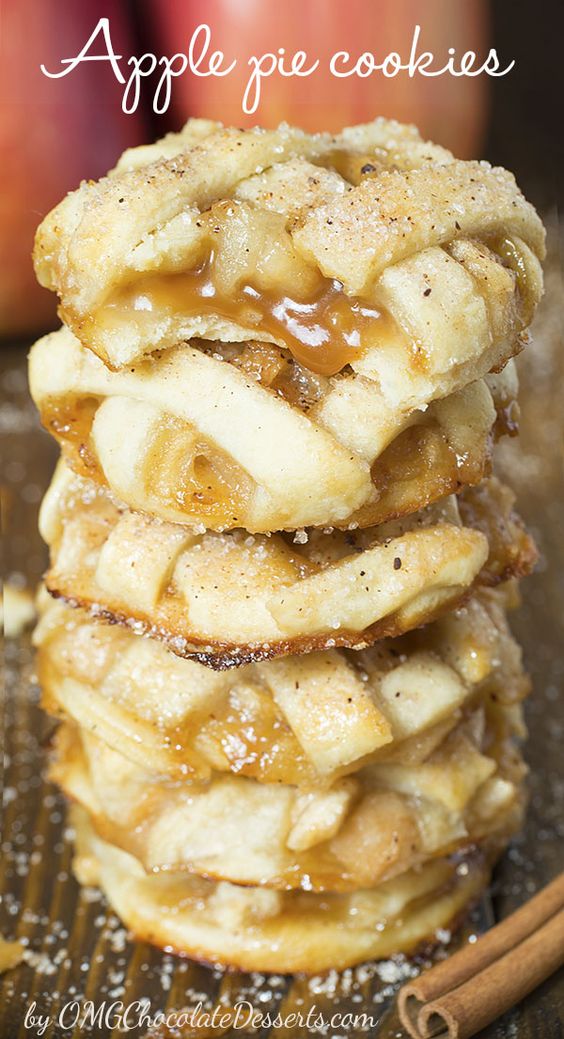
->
left=30, top=326, right=519, bottom=533
left=30, top=113, right=540, bottom=978
left=36, top=587, right=528, bottom=786
left=39, top=462, right=535, bottom=669
left=458, top=480, right=538, bottom=585
left=33, top=119, right=544, bottom=377
left=41, top=588, right=472, bottom=670
left=52, top=701, right=526, bottom=892
left=73, top=805, right=505, bottom=973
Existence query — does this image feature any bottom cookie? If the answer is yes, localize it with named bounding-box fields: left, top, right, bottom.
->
left=71, top=807, right=504, bottom=974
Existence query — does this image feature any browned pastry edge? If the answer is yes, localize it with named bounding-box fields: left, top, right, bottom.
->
left=43, top=585, right=460, bottom=669
left=44, top=483, right=536, bottom=670
left=68, top=827, right=507, bottom=974
left=126, top=880, right=485, bottom=976
left=45, top=538, right=533, bottom=672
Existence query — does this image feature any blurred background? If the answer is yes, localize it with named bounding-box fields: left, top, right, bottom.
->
left=0, top=0, right=561, bottom=341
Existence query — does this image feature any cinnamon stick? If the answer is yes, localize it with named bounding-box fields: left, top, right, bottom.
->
left=398, top=871, right=564, bottom=1039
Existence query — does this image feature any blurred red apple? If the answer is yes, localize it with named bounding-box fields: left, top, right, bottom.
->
left=0, top=0, right=144, bottom=338
left=150, top=0, right=489, bottom=156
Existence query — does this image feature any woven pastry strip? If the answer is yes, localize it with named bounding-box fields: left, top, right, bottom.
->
left=51, top=700, right=525, bottom=892
left=39, top=462, right=535, bottom=668
left=30, top=326, right=519, bottom=532
left=36, top=588, right=527, bottom=787
left=72, top=808, right=498, bottom=974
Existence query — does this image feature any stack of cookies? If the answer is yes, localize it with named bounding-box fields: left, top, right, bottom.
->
left=29, top=118, right=544, bottom=973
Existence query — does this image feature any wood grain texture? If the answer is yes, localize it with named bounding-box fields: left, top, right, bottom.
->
left=1, top=232, right=563, bottom=1037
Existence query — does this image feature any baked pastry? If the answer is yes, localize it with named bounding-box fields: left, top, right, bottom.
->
left=33, top=119, right=543, bottom=533
left=72, top=808, right=500, bottom=973
left=30, top=325, right=518, bottom=532
left=36, top=588, right=528, bottom=787
left=34, top=120, right=544, bottom=374
left=39, top=462, right=534, bottom=667
left=52, top=698, right=525, bottom=890
left=30, top=115, right=544, bottom=975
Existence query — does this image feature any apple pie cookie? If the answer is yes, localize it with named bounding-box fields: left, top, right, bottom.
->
left=30, top=114, right=545, bottom=974
left=30, top=325, right=519, bottom=531
left=72, top=808, right=501, bottom=974
left=39, top=462, right=534, bottom=667
left=36, top=588, right=528, bottom=788
left=34, top=119, right=544, bottom=379
left=52, top=698, right=525, bottom=891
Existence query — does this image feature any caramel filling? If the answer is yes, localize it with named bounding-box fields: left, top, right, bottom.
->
left=492, top=235, right=535, bottom=325
left=194, top=693, right=319, bottom=785
left=148, top=415, right=252, bottom=525
left=356, top=420, right=487, bottom=528
left=96, top=186, right=404, bottom=381
left=47, top=394, right=99, bottom=471
left=104, top=259, right=395, bottom=377
left=91, top=225, right=533, bottom=378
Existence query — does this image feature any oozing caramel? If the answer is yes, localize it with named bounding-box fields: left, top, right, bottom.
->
left=104, top=252, right=396, bottom=378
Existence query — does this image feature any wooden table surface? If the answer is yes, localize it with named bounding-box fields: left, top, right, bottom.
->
left=1, top=232, right=563, bottom=1038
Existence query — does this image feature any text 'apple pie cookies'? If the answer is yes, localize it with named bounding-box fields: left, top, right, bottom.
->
left=30, top=116, right=544, bottom=973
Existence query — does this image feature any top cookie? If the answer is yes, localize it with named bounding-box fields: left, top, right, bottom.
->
left=34, top=118, right=544, bottom=393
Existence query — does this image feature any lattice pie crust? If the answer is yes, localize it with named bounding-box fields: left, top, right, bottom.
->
left=34, top=119, right=544, bottom=378
left=72, top=807, right=503, bottom=974
left=39, top=461, right=535, bottom=668
left=30, top=326, right=519, bottom=532
left=52, top=700, right=525, bottom=892
left=36, top=588, right=527, bottom=789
